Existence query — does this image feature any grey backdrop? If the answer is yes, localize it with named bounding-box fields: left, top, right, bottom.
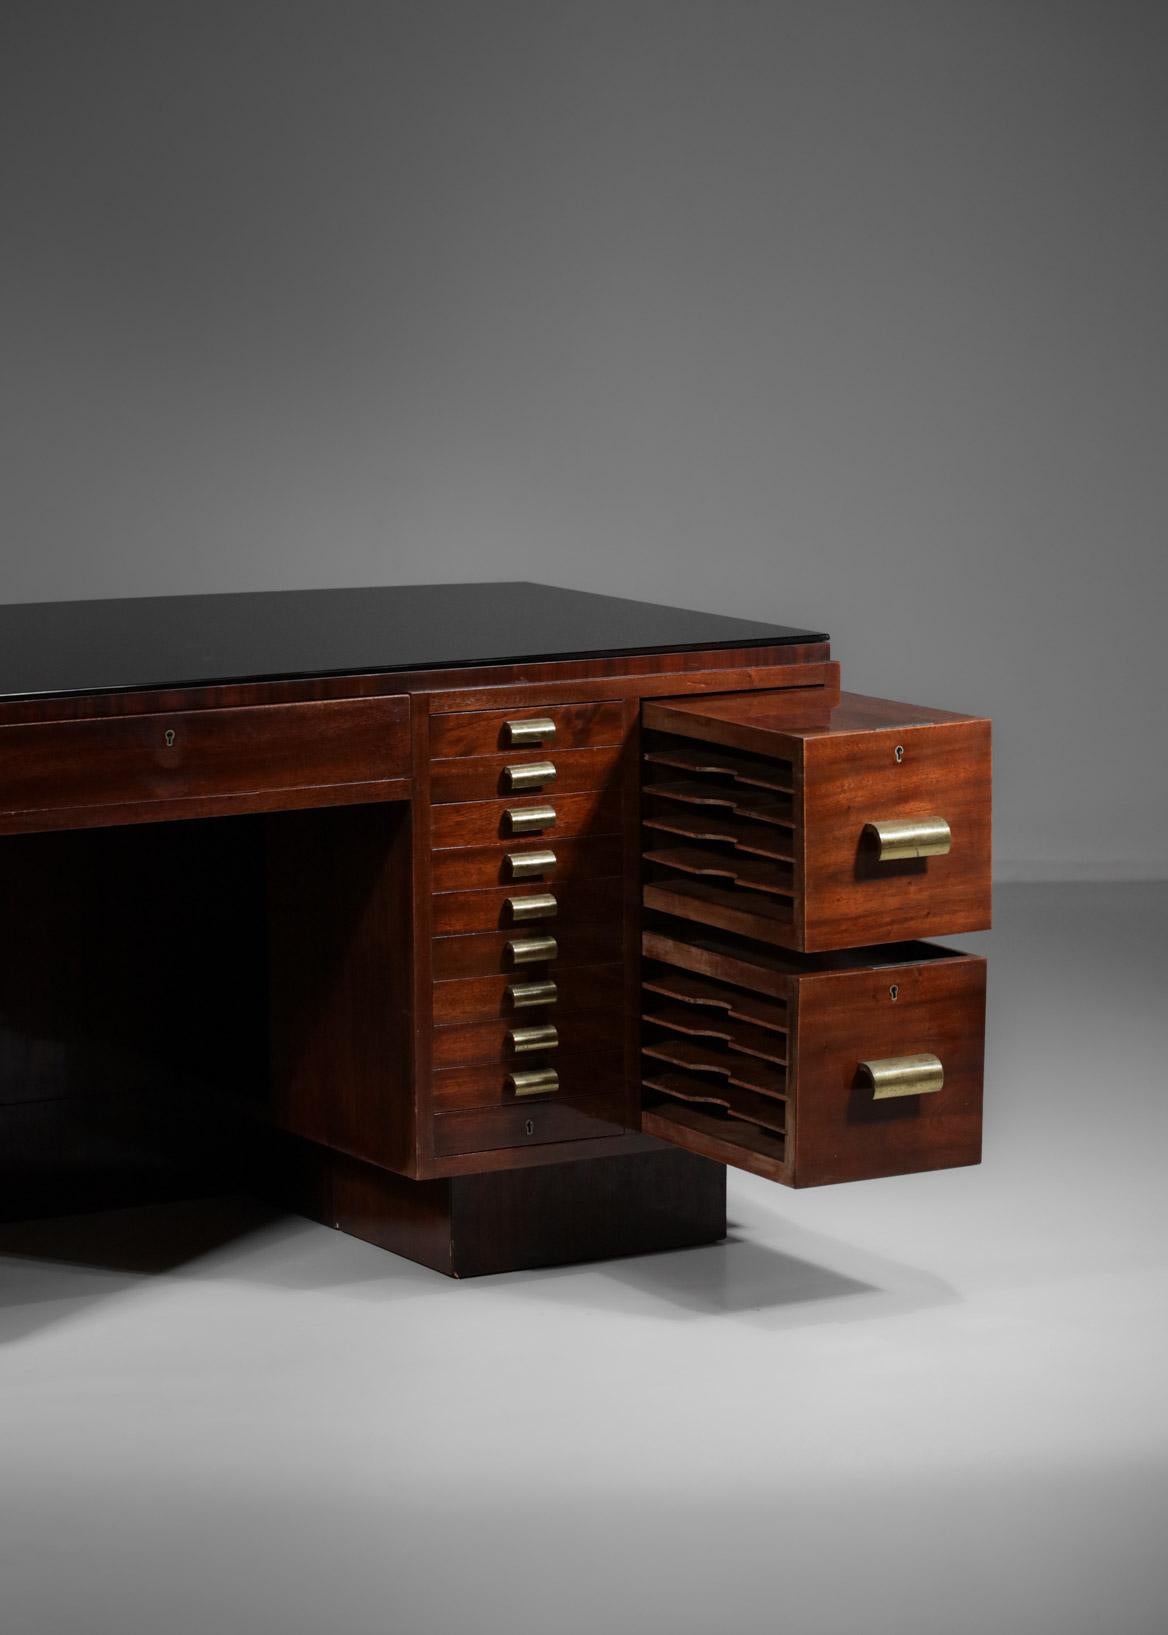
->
left=3, top=1, right=1165, bottom=877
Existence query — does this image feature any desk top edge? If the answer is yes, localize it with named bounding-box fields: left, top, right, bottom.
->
left=0, top=581, right=829, bottom=704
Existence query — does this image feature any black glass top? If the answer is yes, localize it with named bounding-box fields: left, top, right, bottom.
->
left=0, top=583, right=826, bottom=702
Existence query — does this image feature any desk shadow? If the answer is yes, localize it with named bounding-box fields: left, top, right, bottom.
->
left=0, top=1193, right=436, bottom=1344
left=489, top=1216, right=957, bottom=1327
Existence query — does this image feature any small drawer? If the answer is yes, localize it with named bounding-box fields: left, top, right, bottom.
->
left=431, top=786, right=622, bottom=850
left=642, top=690, right=990, bottom=952
left=641, top=928, right=985, bottom=1187
left=432, top=921, right=623, bottom=980
left=433, top=1039, right=624, bottom=1112
left=0, top=697, right=411, bottom=833
left=432, top=961, right=624, bottom=1025
left=430, top=700, right=625, bottom=758
left=431, top=875, right=622, bottom=936
left=430, top=744, right=622, bottom=804
left=430, top=834, right=624, bottom=892
left=433, top=1103, right=626, bottom=1158
left=432, top=1009, right=624, bottom=1070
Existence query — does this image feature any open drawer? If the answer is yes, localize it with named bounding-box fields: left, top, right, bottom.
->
left=642, top=690, right=990, bottom=952
left=641, top=927, right=985, bottom=1186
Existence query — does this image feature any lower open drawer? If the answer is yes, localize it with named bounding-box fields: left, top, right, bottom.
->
left=641, top=926, right=985, bottom=1186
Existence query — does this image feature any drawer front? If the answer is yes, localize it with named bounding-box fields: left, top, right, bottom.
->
left=640, top=930, right=984, bottom=1188
left=430, top=700, right=625, bottom=759
left=431, top=787, right=622, bottom=850
left=433, top=1033, right=624, bottom=1102
left=0, top=697, right=411, bottom=828
left=430, top=744, right=621, bottom=804
left=790, top=953, right=986, bottom=1185
left=802, top=717, right=991, bottom=950
left=432, top=962, right=625, bottom=1026
left=433, top=921, right=623, bottom=980
left=434, top=1104, right=626, bottom=1157
left=433, top=1010, right=624, bottom=1071
left=430, top=834, right=624, bottom=892
left=431, top=875, right=623, bottom=936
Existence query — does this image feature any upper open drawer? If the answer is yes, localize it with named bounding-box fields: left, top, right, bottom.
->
left=642, top=690, right=990, bottom=952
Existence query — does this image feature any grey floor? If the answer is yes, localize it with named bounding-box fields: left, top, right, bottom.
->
left=2, top=883, right=1166, bottom=1635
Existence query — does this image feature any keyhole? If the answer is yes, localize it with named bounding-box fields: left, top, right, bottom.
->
left=894, top=744, right=904, bottom=764
left=164, top=729, right=176, bottom=748
left=889, top=984, right=899, bottom=1002
left=524, top=1118, right=535, bottom=1137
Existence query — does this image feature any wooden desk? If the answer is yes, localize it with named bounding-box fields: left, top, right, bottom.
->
left=0, top=583, right=989, bottom=1275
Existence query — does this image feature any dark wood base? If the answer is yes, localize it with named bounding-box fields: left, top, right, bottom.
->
left=262, top=1135, right=728, bottom=1277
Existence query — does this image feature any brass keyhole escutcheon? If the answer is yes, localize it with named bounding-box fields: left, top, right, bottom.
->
left=524, top=1118, right=535, bottom=1137
left=894, top=744, right=904, bottom=764
left=164, top=729, right=176, bottom=748
left=889, top=984, right=899, bottom=1002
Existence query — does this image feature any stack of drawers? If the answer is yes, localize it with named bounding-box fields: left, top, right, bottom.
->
left=638, top=688, right=992, bottom=1186
left=427, top=699, right=631, bottom=1157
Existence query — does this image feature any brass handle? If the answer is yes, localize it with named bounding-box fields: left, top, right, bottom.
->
left=504, top=761, right=557, bottom=792
left=507, top=934, right=558, bottom=965
left=508, top=1067, right=559, bottom=1097
left=505, top=717, right=556, bottom=747
left=506, top=804, right=556, bottom=834
left=858, top=1053, right=945, bottom=1099
left=507, top=848, right=557, bottom=879
left=863, top=817, right=952, bottom=861
left=507, top=892, right=557, bottom=923
left=508, top=1023, right=559, bottom=1054
left=507, top=979, right=558, bottom=1009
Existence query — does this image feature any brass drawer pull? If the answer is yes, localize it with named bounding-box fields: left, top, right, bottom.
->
left=508, top=1066, right=559, bottom=1097
left=506, top=804, right=556, bottom=834
left=859, top=1053, right=945, bottom=1100
left=504, top=761, right=557, bottom=792
left=508, top=1023, right=559, bottom=1054
left=507, top=934, right=558, bottom=965
left=507, top=848, right=556, bottom=879
left=863, top=817, right=952, bottom=861
left=505, top=717, right=556, bottom=747
left=507, top=979, right=558, bottom=1009
left=507, top=892, right=557, bottom=923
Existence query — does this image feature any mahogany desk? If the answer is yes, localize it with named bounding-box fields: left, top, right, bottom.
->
left=0, top=584, right=990, bottom=1275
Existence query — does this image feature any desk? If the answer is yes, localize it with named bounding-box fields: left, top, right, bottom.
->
left=0, top=583, right=989, bottom=1275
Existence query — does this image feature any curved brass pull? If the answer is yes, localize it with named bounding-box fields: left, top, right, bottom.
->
left=859, top=1053, right=944, bottom=1099
left=508, top=1024, right=559, bottom=1055
left=507, top=893, right=558, bottom=923
left=864, top=817, right=952, bottom=861
left=505, top=717, right=556, bottom=747
left=507, top=934, right=558, bottom=966
left=508, top=1067, right=559, bottom=1097
left=507, top=979, right=558, bottom=1009
left=504, top=761, right=557, bottom=792
left=506, top=804, right=556, bottom=834
left=507, top=848, right=557, bottom=879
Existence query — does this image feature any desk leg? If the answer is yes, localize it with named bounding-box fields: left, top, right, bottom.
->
left=261, top=1138, right=727, bottom=1277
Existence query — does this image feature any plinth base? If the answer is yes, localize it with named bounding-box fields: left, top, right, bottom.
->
left=265, top=1138, right=728, bottom=1277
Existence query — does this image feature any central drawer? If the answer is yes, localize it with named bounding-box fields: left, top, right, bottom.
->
left=0, top=695, right=412, bottom=832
